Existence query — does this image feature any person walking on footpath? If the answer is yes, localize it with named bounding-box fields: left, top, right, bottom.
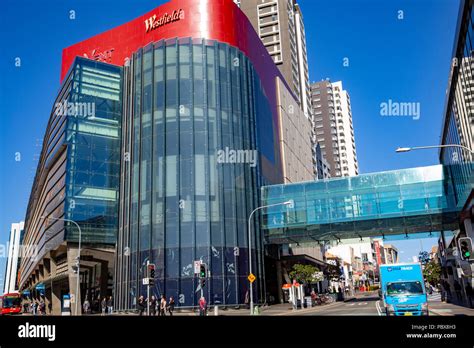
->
left=465, top=282, right=473, bottom=308
left=454, top=280, right=462, bottom=303
left=149, top=296, right=157, bottom=316
left=159, top=295, right=167, bottom=316
left=39, top=300, right=46, bottom=315
left=101, top=297, right=107, bottom=316
left=107, top=296, right=113, bottom=315
left=167, top=296, right=175, bottom=316
left=83, top=299, right=91, bottom=314
left=199, top=296, right=207, bottom=316
left=137, top=295, right=146, bottom=316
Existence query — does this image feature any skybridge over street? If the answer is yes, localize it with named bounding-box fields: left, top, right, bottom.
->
left=261, top=164, right=472, bottom=244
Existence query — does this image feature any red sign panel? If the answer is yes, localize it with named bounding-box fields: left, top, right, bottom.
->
left=60, top=0, right=287, bottom=181
left=374, top=241, right=382, bottom=265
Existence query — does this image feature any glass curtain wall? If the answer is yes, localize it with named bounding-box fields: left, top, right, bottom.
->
left=116, top=38, right=274, bottom=308
left=65, top=58, right=123, bottom=244
left=441, top=3, right=474, bottom=208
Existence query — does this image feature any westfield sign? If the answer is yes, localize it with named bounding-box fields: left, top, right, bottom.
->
left=145, top=9, right=185, bottom=33
left=83, top=48, right=114, bottom=62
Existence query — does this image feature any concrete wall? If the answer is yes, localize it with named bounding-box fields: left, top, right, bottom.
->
left=276, top=76, right=314, bottom=183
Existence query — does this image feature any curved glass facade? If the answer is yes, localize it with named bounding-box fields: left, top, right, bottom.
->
left=115, top=38, right=278, bottom=309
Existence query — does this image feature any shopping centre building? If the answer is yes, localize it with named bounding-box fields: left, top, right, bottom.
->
left=18, top=0, right=314, bottom=313
left=17, top=0, right=473, bottom=314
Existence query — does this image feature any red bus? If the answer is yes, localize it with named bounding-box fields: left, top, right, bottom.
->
left=0, top=293, right=22, bottom=315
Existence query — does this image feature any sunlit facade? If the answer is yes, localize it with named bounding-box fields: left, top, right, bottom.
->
left=115, top=39, right=274, bottom=308
left=440, top=0, right=474, bottom=208
left=18, top=58, right=122, bottom=314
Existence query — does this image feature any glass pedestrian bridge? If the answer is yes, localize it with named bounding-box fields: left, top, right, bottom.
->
left=261, top=164, right=472, bottom=244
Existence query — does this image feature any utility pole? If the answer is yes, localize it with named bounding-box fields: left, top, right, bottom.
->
left=146, top=260, right=150, bottom=317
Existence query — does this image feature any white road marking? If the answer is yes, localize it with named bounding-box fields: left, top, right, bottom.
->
left=375, top=300, right=383, bottom=316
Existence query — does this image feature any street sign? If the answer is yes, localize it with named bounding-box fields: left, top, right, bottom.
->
left=248, top=273, right=256, bottom=283
left=194, top=260, right=202, bottom=274
left=143, top=278, right=149, bottom=285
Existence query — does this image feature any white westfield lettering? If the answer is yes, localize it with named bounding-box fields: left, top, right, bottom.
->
left=145, top=9, right=185, bottom=33
left=18, top=323, right=56, bottom=342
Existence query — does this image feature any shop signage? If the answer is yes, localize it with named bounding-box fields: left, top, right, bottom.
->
left=83, top=48, right=115, bottom=62
left=145, top=9, right=185, bottom=33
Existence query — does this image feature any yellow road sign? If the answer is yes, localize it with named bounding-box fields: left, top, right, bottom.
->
left=248, top=273, right=256, bottom=283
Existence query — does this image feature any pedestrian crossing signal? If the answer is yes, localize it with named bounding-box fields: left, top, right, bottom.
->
left=147, top=264, right=156, bottom=285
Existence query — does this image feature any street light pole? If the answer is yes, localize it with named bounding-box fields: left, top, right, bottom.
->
left=396, top=144, right=474, bottom=154
left=247, top=200, right=293, bottom=315
left=41, top=216, right=82, bottom=315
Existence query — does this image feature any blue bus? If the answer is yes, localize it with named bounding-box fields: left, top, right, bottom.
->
left=380, top=263, right=428, bottom=316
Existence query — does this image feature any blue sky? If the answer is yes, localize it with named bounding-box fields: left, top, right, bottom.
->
left=0, top=0, right=460, bottom=291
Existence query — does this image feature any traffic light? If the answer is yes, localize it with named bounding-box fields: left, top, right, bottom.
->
left=200, top=264, right=207, bottom=278
left=199, top=263, right=207, bottom=288
left=147, top=264, right=156, bottom=285
left=458, top=237, right=473, bottom=261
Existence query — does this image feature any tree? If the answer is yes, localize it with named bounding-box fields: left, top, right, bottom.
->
left=418, top=251, right=430, bottom=265
left=289, top=264, right=321, bottom=285
left=423, top=260, right=441, bottom=286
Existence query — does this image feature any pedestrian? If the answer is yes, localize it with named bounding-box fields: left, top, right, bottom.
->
left=101, top=297, right=107, bottom=316
left=107, top=296, right=113, bottom=315
left=149, top=296, right=157, bottom=316
left=454, top=280, right=462, bottom=302
left=83, top=299, right=91, bottom=314
left=440, top=281, right=446, bottom=302
left=39, top=300, right=46, bottom=315
left=167, top=296, right=175, bottom=316
left=160, top=295, right=167, bottom=316
left=199, top=296, right=207, bottom=316
left=33, top=302, right=39, bottom=316
left=465, top=282, right=473, bottom=308
left=426, top=282, right=433, bottom=295
left=91, top=297, right=100, bottom=313
left=137, top=296, right=146, bottom=316
left=244, top=290, right=249, bottom=309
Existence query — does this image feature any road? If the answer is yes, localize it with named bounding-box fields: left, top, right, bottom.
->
left=287, top=292, right=473, bottom=316
left=304, top=294, right=380, bottom=316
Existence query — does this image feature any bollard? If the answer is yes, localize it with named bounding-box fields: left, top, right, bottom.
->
left=214, top=305, right=218, bottom=316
